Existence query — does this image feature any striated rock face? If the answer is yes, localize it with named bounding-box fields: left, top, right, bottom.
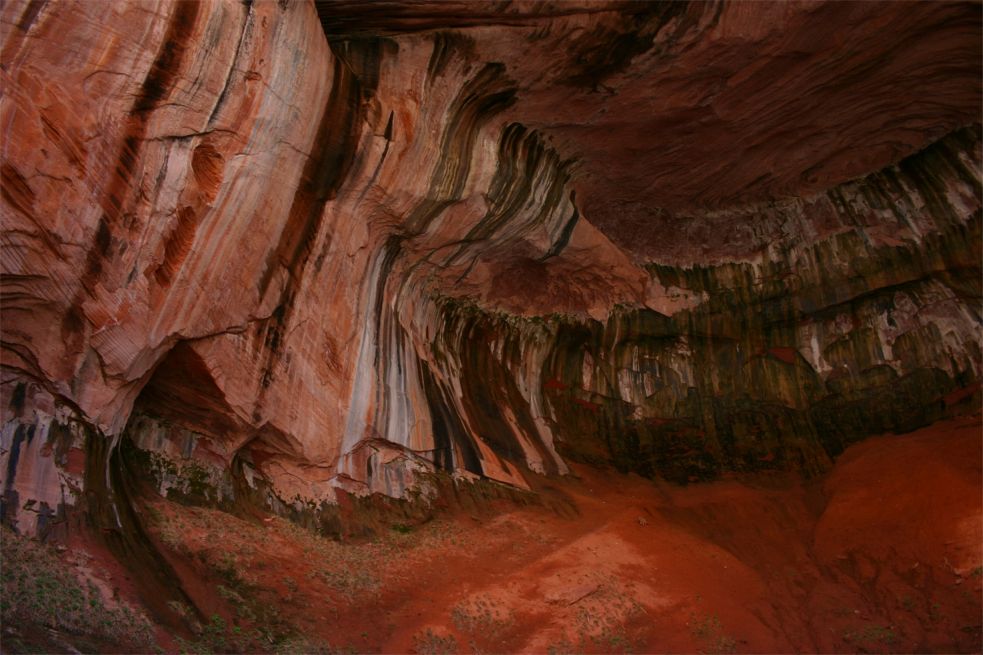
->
left=1, top=0, right=980, bottom=536
left=317, top=0, right=982, bottom=259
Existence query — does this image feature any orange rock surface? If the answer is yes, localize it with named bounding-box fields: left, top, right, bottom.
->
left=1, top=1, right=980, bottom=652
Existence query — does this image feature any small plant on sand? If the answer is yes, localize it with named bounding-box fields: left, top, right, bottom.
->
left=546, top=638, right=577, bottom=655
left=169, top=599, right=194, bottom=619
left=217, top=584, right=256, bottom=621
left=691, top=612, right=737, bottom=654
left=273, top=635, right=356, bottom=655
left=177, top=614, right=230, bottom=655
left=312, top=566, right=380, bottom=600
left=175, top=613, right=280, bottom=655
left=150, top=506, right=191, bottom=554
left=450, top=594, right=515, bottom=639
left=412, top=628, right=458, bottom=655
left=216, top=551, right=246, bottom=584
left=557, top=577, right=647, bottom=654
left=843, top=624, right=899, bottom=647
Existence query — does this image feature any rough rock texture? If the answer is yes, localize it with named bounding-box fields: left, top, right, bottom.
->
left=317, top=1, right=983, bottom=259
left=1, top=0, right=980, bottom=539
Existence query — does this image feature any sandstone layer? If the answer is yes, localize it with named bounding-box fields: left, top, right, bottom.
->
left=0, top=0, right=980, bottom=551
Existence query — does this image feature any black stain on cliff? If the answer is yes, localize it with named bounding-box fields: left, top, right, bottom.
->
left=61, top=0, right=201, bottom=341
left=542, top=196, right=581, bottom=260
left=421, top=365, right=481, bottom=474
left=207, top=0, right=255, bottom=126
left=562, top=1, right=697, bottom=91
left=426, top=31, right=475, bottom=81
left=405, top=63, right=517, bottom=235
left=132, top=0, right=200, bottom=115
left=254, top=39, right=397, bottom=400
left=258, top=38, right=390, bottom=302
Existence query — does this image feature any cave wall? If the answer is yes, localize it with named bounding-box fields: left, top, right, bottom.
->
left=2, top=0, right=335, bottom=533
left=1, top=0, right=980, bottom=534
left=535, top=128, right=983, bottom=482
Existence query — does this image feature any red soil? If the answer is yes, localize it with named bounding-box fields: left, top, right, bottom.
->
left=60, top=415, right=983, bottom=653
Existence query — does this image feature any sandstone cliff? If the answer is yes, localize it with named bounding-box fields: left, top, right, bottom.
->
left=1, top=0, right=980, bottom=540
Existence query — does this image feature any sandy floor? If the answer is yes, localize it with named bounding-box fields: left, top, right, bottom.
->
left=38, top=414, right=983, bottom=653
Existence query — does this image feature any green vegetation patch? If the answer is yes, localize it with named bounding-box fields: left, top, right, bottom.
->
left=0, top=527, right=156, bottom=653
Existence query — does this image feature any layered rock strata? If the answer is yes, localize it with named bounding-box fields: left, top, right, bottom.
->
left=1, top=0, right=980, bottom=537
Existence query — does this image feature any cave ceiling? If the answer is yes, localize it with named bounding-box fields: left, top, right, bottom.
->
left=317, top=0, right=982, bottom=260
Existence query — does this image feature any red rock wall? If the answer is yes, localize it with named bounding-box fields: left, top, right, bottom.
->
left=1, top=0, right=979, bottom=534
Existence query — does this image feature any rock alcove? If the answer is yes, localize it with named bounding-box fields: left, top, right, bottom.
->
left=1, top=1, right=980, bottom=653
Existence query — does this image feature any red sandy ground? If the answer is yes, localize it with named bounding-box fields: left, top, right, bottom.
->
left=78, top=414, right=983, bottom=653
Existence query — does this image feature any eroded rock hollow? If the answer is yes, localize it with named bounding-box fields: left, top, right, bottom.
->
left=1, top=1, right=981, bottom=653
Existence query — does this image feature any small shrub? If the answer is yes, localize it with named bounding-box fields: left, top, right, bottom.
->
left=176, top=613, right=268, bottom=654
left=691, top=612, right=737, bottom=654
left=450, top=594, right=515, bottom=637
left=844, top=624, right=899, bottom=646
left=546, top=638, right=576, bottom=655
left=273, top=636, right=355, bottom=654
left=412, top=628, right=458, bottom=655
left=567, top=578, right=646, bottom=654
